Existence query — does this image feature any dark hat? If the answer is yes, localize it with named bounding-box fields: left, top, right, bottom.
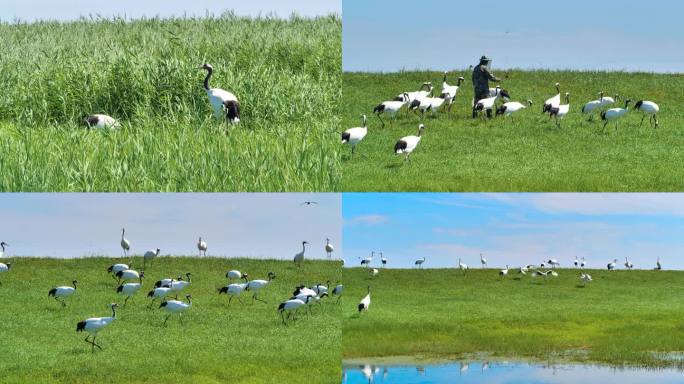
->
left=480, top=55, right=492, bottom=62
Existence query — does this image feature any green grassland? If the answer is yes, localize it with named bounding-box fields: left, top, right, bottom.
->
left=0, top=14, right=340, bottom=191
left=342, top=267, right=684, bottom=367
left=0, top=257, right=341, bottom=384
left=342, top=70, right=684, bottom=191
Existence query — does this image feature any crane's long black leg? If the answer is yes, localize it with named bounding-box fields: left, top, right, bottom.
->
left=164, top=314, right=171, bottom=325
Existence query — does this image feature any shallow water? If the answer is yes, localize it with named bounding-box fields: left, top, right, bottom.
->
left=342, top=360, right=684, bottom=384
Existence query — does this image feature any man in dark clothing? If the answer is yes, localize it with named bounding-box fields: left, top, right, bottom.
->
left=472, top=55, right=500, bottom=118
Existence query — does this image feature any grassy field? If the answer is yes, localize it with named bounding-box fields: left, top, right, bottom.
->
left=342, top=267, right=684, bottom=367
left=0, top=14, right=340, bottom=192
left=0, top=257, right=341, bottom=384
left=342, top=70, right=684, bottom=191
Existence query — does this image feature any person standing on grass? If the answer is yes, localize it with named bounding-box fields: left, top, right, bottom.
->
left=472, top=55, right=501, bottom=119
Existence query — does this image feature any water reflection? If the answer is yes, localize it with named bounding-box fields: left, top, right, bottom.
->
left=342, top=361, right=684, bottom=384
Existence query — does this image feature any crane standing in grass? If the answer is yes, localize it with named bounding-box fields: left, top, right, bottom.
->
left=358, top=286, right=371, bottom=313
left=76, top=303, right=117, bottom=352
left=197, top=237, right=208, bottom=257
left=414, top=257, right=426, bottom=268
left=48, top=280, right=78, bottom=307
left=199, top=63, right=240, bottom=124
left=293, top=241, right=308, bottom=267
left=160, top=294, right=193, bottom=325
left=120, top=228, right=130, bottom=257
left=325, top=238, right=334, bottom=259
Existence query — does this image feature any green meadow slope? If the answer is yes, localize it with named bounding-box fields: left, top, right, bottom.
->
left=343, top=267, right=684, bottom=367
left=0, top=257, right=341, bottom=384
left=342, top=70, right=684, bottom=191
left=0, top=14, right=341, bottom=191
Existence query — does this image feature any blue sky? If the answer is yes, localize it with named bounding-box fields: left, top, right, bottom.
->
left=0, top=193, right=340, bottom=260
left=1, top=0, right=340, bottom=22
left=343, top=0, right=684, bottom=73
left=343, top=193, right=684, bottom=270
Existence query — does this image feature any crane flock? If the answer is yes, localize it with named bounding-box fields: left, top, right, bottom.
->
left=349, top=252, right=667, bottom=315
left=0, top=227, right=340, bottom=352
left=343, top=71, right=662, bottom=160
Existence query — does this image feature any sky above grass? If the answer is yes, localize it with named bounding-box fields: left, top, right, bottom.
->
left=343, top=0, right=684, bottom=73
left=1, top=0, right=340, bottom=22
left=0, top=193, right=340, bottom=259
left=343, top=193, right=684, bottom=270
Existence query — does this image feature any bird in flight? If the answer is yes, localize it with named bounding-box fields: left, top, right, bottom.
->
left=300, top=201, right=318, bottom=206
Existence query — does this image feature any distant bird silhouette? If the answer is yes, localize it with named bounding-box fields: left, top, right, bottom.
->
left=300, top=201, right=318, bottom=206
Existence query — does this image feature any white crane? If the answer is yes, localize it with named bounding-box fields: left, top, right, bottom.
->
left=360, top=251, right=374, bottom=267
left=414, top=257, right=426, bottom=268
left=325, top=238, right=334, bottom=258
left=293, top=241, right=308, bottom=267
left=480, top=253, right=487, bottom=268
left=0, top=241, right=8, bottom=258
left=246, top=272, right=276, bottom=303
left=159, top=294, right=193, bottom=325
left=380, top=252, right=387, bottom=267
left=601, top=99, right=632, bottom=131
left=499, top=265, right=509, bottom=278
left=218, top=282, right=248, bottom=305
left=154, top=276, right=176, bottom=288
left=634, top=100, right=660, bottom=128
left=373, top=93, right=408, bottom=127
left=107, top=263, right=130, bottom=280
left=117, top=272, right=144, bottom=307
left=543, top=83, right=561, bottom=113
left=580, top=257, right=586, bottom=269
left=341, top=115, right=368, bottom=158
left=358, top=286, right=371, bottom=312
left=76, top=303, right=117, bottom=352
left=115, top=269, right=141, bottom=284
left=199, top=63, right=240, bottom=124
left=48, top=280, right=78, bottom=306
left=147, top=286, right=174, bottom=305
left=581, top=92, right=605, bottom=121
left=547, top=259, right=560, bottom=268
left=440, top=73, right=465, bottom=112
left=574, top=256, right=579, bottom=268
left=143, top=248, right=159, bottom=269
left=226, top=270, right=249, bottom=281
left=396, top=82, right=433, bottom=105
left=474, top=89, right=510, bottom=117
left=458, top=258, right=468, bottom=275
left=607, top=258, right=618, bottom=271
left=197, top=237, right=208, bottom=257
left=496, top=100, right=532, bottom=120
left=548, top=93, right=570, bottom=127
left=169, top=273, right=192, bottom=298
left=580, top=273, right=592, bottom=286
left=312, top=281, right=331, bottom=296
left=655, top=257, right=662, bottom=270
left=518, top=266, right=527, bottom=275
left=394, top=124, right=425, bottom=162
left=85, top=114, right=120, bottom=129
left=120, top=228, right=130, bottom=257
left=624, top=257, right=634, bottom=270
left=370, top=268, right=379, bottom=277
left=409, top=94, right=445, bottom=117
left=278, top=297, right=309, bottom=325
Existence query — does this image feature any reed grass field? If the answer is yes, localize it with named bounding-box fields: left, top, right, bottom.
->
left=0, top=257, right=341, bottom=384
left=0, top=13, right=341, bottom=192
left=342, top=70, right=684, bottom=192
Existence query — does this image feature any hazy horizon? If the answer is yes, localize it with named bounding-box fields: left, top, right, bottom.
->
left=0, top=193, right=341, bottom=260
left=343, top=0, right=684, bottom=73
